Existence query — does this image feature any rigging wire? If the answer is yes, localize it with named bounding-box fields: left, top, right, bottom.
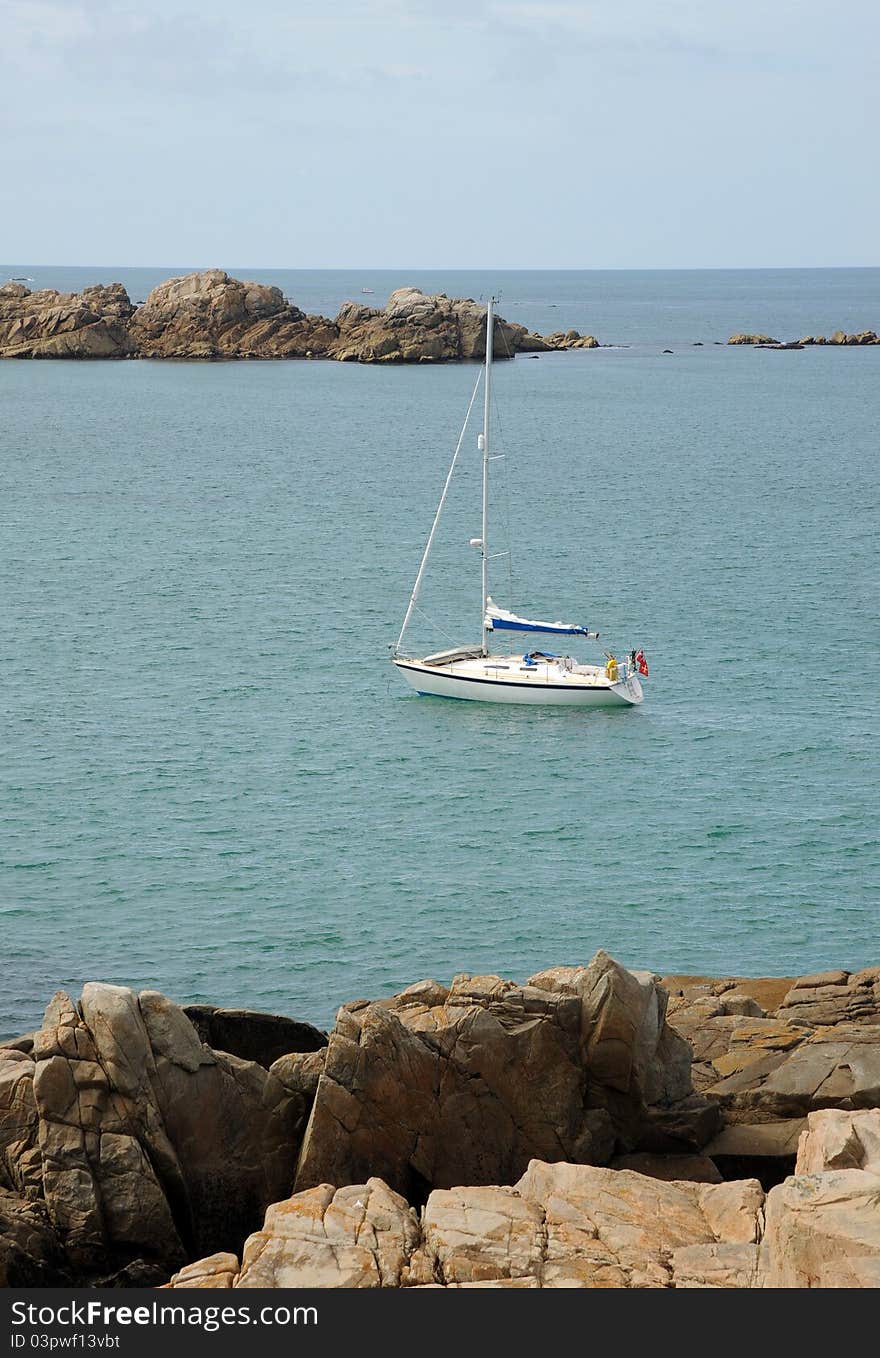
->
left=394, top=368, right=483, bottom=654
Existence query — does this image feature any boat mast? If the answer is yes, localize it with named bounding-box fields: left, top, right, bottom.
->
left=480, top=297, right=494, bottom=655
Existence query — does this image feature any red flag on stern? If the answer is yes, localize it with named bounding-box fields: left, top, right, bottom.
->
left=635, top=649, right=649, bottom=677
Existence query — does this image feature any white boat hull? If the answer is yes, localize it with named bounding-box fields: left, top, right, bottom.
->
left=393, top=655, right=643, bottom=707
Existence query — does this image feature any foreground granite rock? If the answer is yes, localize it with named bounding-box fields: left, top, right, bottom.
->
left=0, top=985, right=318, bottom=1284
left=168, top=1161, right=764, bottom=1289
left=0, top=273, right=598, bottom=362
left=759, top=1109, right=880, bottom=1287
left=4, top=958, right=878, bottom=1288
left=168, top=1112, right=880, bottom=1289
left=293, top=951, right=716, bottom=1201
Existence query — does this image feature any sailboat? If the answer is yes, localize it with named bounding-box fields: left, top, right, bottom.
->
left=391, top=298, right=648, bottom=707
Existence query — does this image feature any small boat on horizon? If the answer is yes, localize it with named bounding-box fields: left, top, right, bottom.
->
left=361, top=287, right=374, bottom=294
left=391, top=298, right=648, bottom=707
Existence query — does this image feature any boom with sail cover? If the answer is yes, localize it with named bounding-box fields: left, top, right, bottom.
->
left=484, top=597, right=598, bottom=638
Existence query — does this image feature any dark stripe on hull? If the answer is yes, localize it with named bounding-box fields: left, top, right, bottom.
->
left=394, top=661, right=614, bottom=694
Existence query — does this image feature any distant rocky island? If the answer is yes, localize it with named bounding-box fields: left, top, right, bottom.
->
left=728, top=330, right=879, bottom=348
left=0, top=270, right=599, bottom=362
left=1, top=949, right=878, bottom=1288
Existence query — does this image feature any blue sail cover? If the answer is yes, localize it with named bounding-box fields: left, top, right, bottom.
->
left=484, top=597, right=590, bottom=637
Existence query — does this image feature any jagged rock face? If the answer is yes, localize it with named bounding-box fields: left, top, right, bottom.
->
left=128, top=270, right=336, bottom=359
left=292, top=951, right=716, bottom=1202
left=331, top=287, right=526, bottom=364
left=0, top=985, right=313, bottom=1284
left=0, top=281, right=135, bottom=358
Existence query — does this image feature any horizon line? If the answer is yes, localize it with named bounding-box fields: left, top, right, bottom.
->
left=5, top=263, right=880, bottom=274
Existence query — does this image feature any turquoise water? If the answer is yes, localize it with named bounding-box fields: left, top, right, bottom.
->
left=1, top=269, right=878, bottom=1036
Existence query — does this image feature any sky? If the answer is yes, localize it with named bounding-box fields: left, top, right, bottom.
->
left=1, top=0, right=877, bottom=268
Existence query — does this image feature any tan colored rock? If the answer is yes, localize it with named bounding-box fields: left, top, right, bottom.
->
left=294, top=951, right=715, bottom=1201
left=328, top=289, right=527, bottom=364
left=774, top=967, right=880, bottom=1027
left=167, top=1252, right=239, bottom=1289
left=540, top=329, right=599, bottom=350
left=671, top=1241, right=760, bottom=1288
left=515, top=1160, right=764, bottom=1288
left=728, top=333, right=778, bottom=345
left=415, top=1184, right=545, bottom=1285
left=667, top=994, right=812, bottom=1099
left=0, top=282, right=135, bottom=358
left=795, top=1108, right=880, bottom=1174
left=761, top=1167, right=880, bottom=1286
left=705, top=1024, right=880, bottom=1125
left=129, top=270, right=333, bottom=359
left=236, top=1180, right=420, bottom=1288
left=177, top=1159, right=764, bottom=1289
left=721, top=993, right=765, bottom=1018
left=1, top=273, right=603, bottom=362
left=663, top=974, right=794, bottom=1015
left=0, top=984, right=307, bottom=1283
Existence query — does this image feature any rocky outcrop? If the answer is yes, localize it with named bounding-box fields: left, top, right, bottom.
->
left=516, top=328, right=599, bottom=352
left=127, top=270, right=337, bottom=359
left=292, top=951, right=716, bottom=1202
left=0, top=985, right=320, bottom=1284
left=330, top=288, right=528, bottom=363
left=5, top=961, right=879, bottom=1288
left=729, top=329, right=879, bottom=347
left=4, top=275, right=876, bottom=361
left=826, top=329, right=879, bottom=344
left=0, top=281, right=135, bottom=358
left=665, top=967, right=880, bottom=1181
left=0, top=273, right=601, bottom=362
left=774, top=967, right=880, bottom=1027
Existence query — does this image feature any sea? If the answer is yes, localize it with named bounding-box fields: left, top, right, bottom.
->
left=1, top=266, right=878, bottom=1038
